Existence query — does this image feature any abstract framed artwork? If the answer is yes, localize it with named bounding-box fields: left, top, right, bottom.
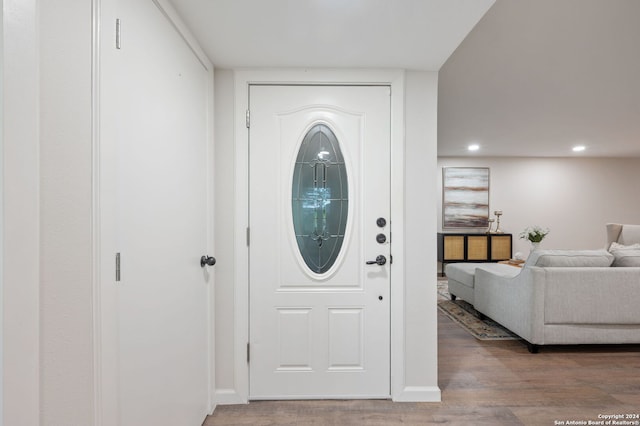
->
left=442, top=167, right=490, bottom=228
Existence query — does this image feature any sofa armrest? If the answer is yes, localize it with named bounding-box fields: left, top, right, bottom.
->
left=474, top=267, right=546, bottom=343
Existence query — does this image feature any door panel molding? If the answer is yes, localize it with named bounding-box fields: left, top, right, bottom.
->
left=232, top=69, right=406, bottom=403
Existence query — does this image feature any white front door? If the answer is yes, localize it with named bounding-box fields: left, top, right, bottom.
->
left=99, top=0, right=212, bottom=424
left=249, top=85, right=391, bottom=399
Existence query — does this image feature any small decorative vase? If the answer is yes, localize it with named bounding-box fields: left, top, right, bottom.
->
left=530, top=242, right=540, bottom=252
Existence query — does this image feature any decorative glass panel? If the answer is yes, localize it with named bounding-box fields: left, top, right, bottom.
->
left=292, top=124, right=348, bottom=274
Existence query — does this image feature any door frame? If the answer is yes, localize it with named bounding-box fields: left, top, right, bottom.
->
left=233, top=70, right=406, bottom=402
left=93, top=0, right=217, bottom=422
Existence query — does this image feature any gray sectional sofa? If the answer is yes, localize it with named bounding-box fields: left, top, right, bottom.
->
left=444, top=223, right=640, bottom=352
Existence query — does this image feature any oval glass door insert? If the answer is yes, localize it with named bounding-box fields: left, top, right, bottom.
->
left=292, top=123, right=349, bottom=275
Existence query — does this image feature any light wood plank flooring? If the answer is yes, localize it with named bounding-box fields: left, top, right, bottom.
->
left=204, top=311, right=640, bottom=425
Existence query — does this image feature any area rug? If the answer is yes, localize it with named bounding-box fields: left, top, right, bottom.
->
left=437, top=278, right=450, bottom=300
left=437, top=280, right=521, bottom=341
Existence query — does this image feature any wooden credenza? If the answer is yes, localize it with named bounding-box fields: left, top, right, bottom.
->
left=438, top=232, right=512, bottom=273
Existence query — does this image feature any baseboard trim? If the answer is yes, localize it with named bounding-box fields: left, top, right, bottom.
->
left=213, top=389, right=247, bottom=405
left=393, top=386, right=441, bottom=402
left=214, top=386, right=440, bottom=403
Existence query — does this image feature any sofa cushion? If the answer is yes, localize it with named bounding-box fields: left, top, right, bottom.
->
left=444, top=263, right=478, bottom=288
left=611, top=249, right=640, bottom=267
left=445, top=262, right=522, bottom=288
left=526, top=249, right=614, bottom=268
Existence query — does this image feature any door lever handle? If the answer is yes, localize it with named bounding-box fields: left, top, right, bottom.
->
left=366, top=255, right=387, bottom=266
left=200, top=255, right=216, bottom=267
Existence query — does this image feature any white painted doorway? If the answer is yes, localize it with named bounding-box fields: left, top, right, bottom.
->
left=98, top=0, right=213, bottom=424
left=249, top=85, right=391, bottom=399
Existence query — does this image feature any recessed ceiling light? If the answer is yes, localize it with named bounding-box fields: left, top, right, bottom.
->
left=572, top=145, right=586, bottom=152
left=468, top=144, right=480, bottom=152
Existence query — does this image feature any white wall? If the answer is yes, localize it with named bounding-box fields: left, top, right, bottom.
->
left=403, top=71, right=439, bottom=397
left=2, top=1, right=40, bottom=424
left=213, top=70, right=440, bottom=402
left=438, top=157, right=640, bottom=264
left=39, top=1, right=94, bottom=424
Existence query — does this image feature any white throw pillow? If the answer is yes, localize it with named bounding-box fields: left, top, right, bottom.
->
left=609, top=242, right=640, bottom=252
left=611, top=249, right=640, bottom=267
left=526, top=249, right=614, bottom=268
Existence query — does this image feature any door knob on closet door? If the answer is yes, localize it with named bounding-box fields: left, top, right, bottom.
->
left=200, top=255, right=216, bottom=267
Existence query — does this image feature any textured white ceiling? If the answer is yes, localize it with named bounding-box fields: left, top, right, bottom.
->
left=169, top=0, right=495, bottom=70
left=438, top=0, right=640, bottom=157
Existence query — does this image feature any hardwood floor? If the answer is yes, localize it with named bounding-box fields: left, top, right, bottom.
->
left=204, top=311, right=640, bottom=426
